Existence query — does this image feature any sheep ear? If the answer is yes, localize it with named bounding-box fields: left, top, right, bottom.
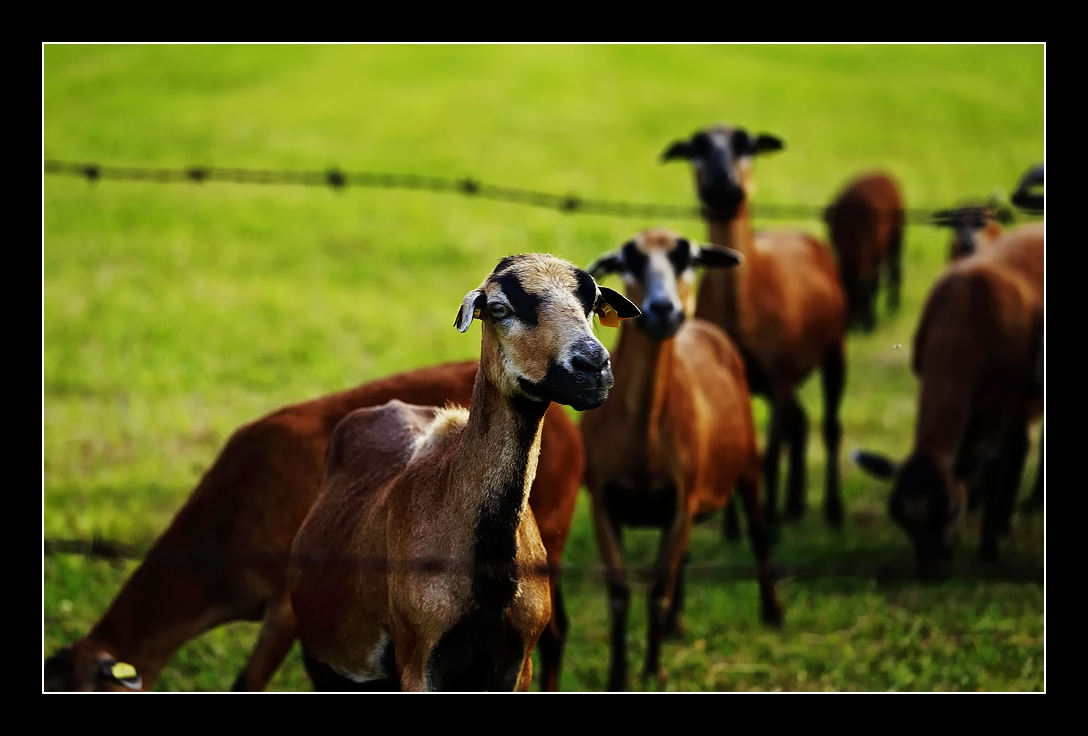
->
left=693, top=243, right=743, bottom=269
left=595, top=286, right=641, bottom=328
left=753, top=134, right=784, bottom=154
left=587, top=250, right=625, bottom=280
left=851, top=449, right=899, bottom=481
left=454, top=289, right=486, bottom=333
left=661, top=140, right=692, bottom=162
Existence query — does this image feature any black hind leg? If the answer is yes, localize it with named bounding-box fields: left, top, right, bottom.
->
left=723, top=498, right=741, bottom=541
left=783, top=398, right=809, bottom=522
left=820, top=344, right=846, bottom=529
left=737, top=475, right=783, bottom=626
left=662, top=551, right=690, bottom=640
left=979, top=417, right=1029, bottom=561
left=537, top=582, right=570, bottom=691
left=762, top=395, right=790, bottom=530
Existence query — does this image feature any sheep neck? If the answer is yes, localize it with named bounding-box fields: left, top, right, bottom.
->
left=698, top=204, right=757, bottom=340
left=453, top=365, right=547, bottom=608
left=611, top=322, right=676, bottom=448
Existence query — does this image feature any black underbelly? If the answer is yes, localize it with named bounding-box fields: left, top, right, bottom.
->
left=604, top=482, right=679, bottom=529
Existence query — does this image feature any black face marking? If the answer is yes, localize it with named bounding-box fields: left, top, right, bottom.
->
left=493, top=273, right=540, bottom=326
left=667, top=239, right=692, bottom=275
left=621, top=241, right=647, bottom=278
left=493, top=255, right=520, bottom=274
left=731, top=129, right=752, bottom=156
left=428, top=608, right=525, bottom=691
left=574, top=268, right=597, bottom=317
left=689, top=131, right=712, bottom=156
left=518, top=351, right=612, bottom=412
left=889, top=456, right=955, bottom=565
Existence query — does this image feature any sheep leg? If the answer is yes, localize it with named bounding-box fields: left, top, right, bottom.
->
left=537, top=580, right=569, bottom=692
left=762, top=394, right=790, bottom=529
left=515, top=654, right=534, bottom=692
left=737, top=474, right=783, bottom=626
left=997, top=420, right=1030, bottom=537
left=978, top=418, right=1027, bottom=562
left=592, top=486, right=630, bottom=692
left=661, top=551, right=690, bottom=640
left=819, top=344, right=846, bottom=529
left=861, top=278, right=879, bottom=332
left=722, top=497, right=741, bottom=541
left=643, top=493, right=694, bottom=686
left=230, top=594, right=298, bottom=691
left=782, top=398, right=809, bottom=521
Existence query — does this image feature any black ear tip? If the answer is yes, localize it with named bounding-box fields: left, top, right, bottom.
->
left=661, top=140, right=689, bottom=162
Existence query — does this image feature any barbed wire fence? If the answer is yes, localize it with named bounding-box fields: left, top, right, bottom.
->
left=43, top=158, right=1045, bottom=586
left=42, top=535, right=1044, bottom=585
left=43, top=160, right=1038, bottom=226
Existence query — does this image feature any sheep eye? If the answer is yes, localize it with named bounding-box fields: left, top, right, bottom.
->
left=488, top=303, right=511, bottom=320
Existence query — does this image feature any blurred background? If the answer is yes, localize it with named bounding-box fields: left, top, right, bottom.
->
left=43, top=44, right=1044, bottom=691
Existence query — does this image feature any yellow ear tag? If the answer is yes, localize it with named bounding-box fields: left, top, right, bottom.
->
left=596, top=303, right=621, bottom=328
left=472, top=307, right=481, bottom=320
left=111, top=662, right=137, bottom=680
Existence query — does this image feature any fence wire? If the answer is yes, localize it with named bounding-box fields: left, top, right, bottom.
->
left=42, top=536, right=1044, bottom=585
left=43, top=159, right=1022, bottom=226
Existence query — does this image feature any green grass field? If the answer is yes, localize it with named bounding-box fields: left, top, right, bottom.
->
left=43, top=44, right=1045, bottom=692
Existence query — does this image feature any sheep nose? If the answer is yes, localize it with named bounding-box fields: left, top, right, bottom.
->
left=571, top=341, right=610, bottom=373
left=572, top=352, right=608, bottom=374
left=648, top=300, right=672, bottom=317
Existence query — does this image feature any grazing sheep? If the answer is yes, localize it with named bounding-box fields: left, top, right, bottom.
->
left=824, top=171, right=905, bottom=332
left=853, top=224, right=1043, bottom=573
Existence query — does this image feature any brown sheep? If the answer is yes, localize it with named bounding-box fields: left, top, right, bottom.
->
left=582, top=229, right=782, bottom=691
left=824, top=171, right=905, bottom=332
left=853, top=224, right=1043, bottom=574
left=287, top=254, right=639, bottom=690
left=44, top=359, right=587, bottom=692
left=662, top=123, right=849, bottom=532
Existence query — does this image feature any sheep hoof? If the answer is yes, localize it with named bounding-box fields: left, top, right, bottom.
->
left=641, top=666, right=667, bottom=688
left=824, top=504, right=845, bottom=530
left=762, top=602, right=785, bottom=629
left=782, top=505, right=805, bottom=523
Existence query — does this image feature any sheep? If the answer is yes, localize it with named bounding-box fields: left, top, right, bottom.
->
left=824, top=171, right=906, bottom=332
left=852, top=223, right=1043, bottom=574
left=662, top=124, right=849, bottom=532
left=581, top=229, right=783, bottom=691
left=43, top=360, right=586, bottom=692
left=286, top=254, right=640, bottom=691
